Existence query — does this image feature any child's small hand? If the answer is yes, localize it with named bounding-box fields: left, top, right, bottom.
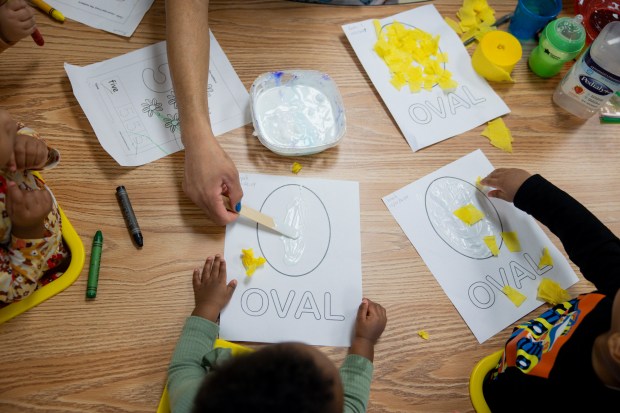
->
left=481, top=168, right=532, bottom=203
left=349, top=298, right=387, bottom=362
left=6, top=180, right=52, bottom=239
left=0, top=0, right=36, bottom=44
left=9, top=134, right=49, bottom=172
left=191, top=255, right=237, bottom=322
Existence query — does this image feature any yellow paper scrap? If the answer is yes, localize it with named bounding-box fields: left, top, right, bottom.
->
left=418, top=330, right=430, bottom=340
left=502, top=285, right=526, bottom=307
left=452, top=0, right=496, bottom=45
left=373, top=19, right=457, bottom=93
left=537, top=278, right=571, bottom=305
left=453, top=204, right=484, bottom=226
left=501, top=231, right=521, bottom=252
left=483, top=235, right=499, bottom=256
left=482, top=118, right=513, bottom=153
left=241, top=248, right=266, bottom=277
left=291, top=162, right=303, bottom=174
left=538, top=247, right=553, bottom=269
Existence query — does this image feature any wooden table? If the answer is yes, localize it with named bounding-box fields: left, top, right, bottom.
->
left=1, top=1, right=618, bottom=412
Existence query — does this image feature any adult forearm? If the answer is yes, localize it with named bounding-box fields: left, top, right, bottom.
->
left=165, top=0, right=212, bottom=145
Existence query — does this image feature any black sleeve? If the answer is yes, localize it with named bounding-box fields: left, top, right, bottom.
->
left=513, top=174, right=620, bottom=295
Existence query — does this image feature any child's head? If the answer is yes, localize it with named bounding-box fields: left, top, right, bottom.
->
left=593, top=289, right=620, bottom=389
left=192, top=342, right=343, bottom=413
left=0, top=109, right=16, bottom=168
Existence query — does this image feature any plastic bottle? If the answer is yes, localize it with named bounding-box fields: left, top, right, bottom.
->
left=529, top=15, right=586, bottom=78
left=553, top=21, right=620, bottom=118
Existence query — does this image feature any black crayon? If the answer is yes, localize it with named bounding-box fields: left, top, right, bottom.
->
left=116, top=185, right=144, bottom=248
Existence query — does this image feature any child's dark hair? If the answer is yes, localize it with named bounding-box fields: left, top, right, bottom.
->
left=192, top=343, right=339, bottom=413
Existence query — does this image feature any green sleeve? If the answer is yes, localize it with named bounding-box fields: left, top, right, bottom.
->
left=340, top=354, right=374, bottom=413
left=167, top=316, right=220, bottom=413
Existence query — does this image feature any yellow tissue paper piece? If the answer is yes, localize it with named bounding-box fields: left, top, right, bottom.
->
left=483, top=235, right=499, bottom=256
left=482, top=118, right=514, bottom=153
left=453, top=204, right=484, bottom=226
left=502, top=285, right=527, bottom=307
left=452, top=0, right=496, bottom=45
left=373, top=19, right=457, bottom=93
left=538, top=247, right=553, bottom=269
left=241, top=248, right=266, bottom=277
left=537, top=278, right=571, bottom=305
left=501, top=231, right=521, bottom=252
left=418, top=330, right=430, bottom=340
left=444, top=17, right=463, bottom=34
left=291, top=162, right=302, bottom=174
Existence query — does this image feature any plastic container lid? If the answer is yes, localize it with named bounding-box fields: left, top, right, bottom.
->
left=249, top=70, right=346, bottom=156
left=546, top=15, right=586, bottom=53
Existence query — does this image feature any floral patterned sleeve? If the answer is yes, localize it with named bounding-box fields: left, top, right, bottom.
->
left=0, top=125, right=68, bottom=305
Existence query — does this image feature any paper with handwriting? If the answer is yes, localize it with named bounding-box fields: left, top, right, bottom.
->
left=221, top=173, right=362, bottom=347
left=383, top=150, right=578, bottom=343
left=65, top=34, right=250, bottom=166
left=343, top=5, right=509, bottom=151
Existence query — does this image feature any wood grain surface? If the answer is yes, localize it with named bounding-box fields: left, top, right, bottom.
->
left=1, top=1, right=618, bottom=412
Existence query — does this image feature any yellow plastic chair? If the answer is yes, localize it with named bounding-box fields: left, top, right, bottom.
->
left=157, top=338, right=254, bottom=413
left=469, top=349, right=503, bottom=413
left=0, top=175, right=86, bottom=325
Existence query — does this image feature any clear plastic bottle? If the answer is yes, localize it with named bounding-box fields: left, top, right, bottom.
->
left=553, top=21, right=620, bottom=119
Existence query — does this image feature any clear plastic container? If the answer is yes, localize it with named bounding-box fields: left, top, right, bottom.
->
left=249, top=70, right=346, bottom=156
left=553, top=21, right=620, bottom=118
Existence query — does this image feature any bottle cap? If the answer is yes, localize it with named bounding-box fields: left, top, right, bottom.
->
left=546, top=15, right=586, bottom=53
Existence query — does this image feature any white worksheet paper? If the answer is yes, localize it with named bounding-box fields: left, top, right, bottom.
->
left=47, top=0, right=154, bottom=37
left=65, top=34, right=251, bottom=166
left=343, top=5, right=510, bottom=151
left=221, top=173, right=362, bottom=347
left=383, top=150, right=579, bottom=343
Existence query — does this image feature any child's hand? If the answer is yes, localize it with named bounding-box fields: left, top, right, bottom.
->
left=0, top=0, right=36, bottom=44
left=191, top=255, right=237, bottom=322
left=6, top=180, right=52, bottom=239
left=481, top=168, right=532, bottom=203
left=349, top=298, right=387, bottom=362
left=9, top=133, right=49, bottom=172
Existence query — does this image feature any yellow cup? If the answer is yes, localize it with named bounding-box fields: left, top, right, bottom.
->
left=472, top=31, right=523, bottom=82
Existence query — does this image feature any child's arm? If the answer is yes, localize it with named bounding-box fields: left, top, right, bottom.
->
left=167, top=256, right=237, bottom=413
left=341, top=298, right=387, bottom=413
left=0, top=179, right=67, bottom=303
left=0, top=0, right=36, bottom=52
left=482, top=169, right=620, bottom=295
left=11, top=126, right=60, bottom=172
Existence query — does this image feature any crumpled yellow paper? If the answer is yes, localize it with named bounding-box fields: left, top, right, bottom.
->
left=482, top=118, right=514, bottom=153
left=502, top=285, right=526, bottom=307
left=538, top=247, right=553, bottom=269
left=483, top=235, right=499, bottom=256
left=453, top=204, right=484, bottom=226
left=291, top=162, right=303, bottom=174
left=537, top=278, right=571, bottom=305
left=446, top=0, right=496, bottom=45
left=418, top=330, right=430, bottom=340
left=373, top=20, right=457, bottom=93
left=241, top=248, right=266, bottom=276
left=501, top=231, right=521, bottom=252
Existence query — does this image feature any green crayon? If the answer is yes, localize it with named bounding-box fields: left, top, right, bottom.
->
left=86, top=230, right=103, bottom=299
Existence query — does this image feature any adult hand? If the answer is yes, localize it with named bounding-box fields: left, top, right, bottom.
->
left=10, top=134, right=48, bottom=171
left=182, top=133, right=243, bottom=226
left=191, top=255, right=237, bottom=323
left=0, top=0, right=36, bottom=43
left=6, top=180, right=52, bottom=239
left=481, top=168, right=532, bottom=203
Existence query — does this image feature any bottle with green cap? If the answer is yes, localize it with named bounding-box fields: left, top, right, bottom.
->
left=529, top=15, right=586, bottom=78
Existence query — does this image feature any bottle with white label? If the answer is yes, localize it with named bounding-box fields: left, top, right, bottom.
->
left=553, top=21, right=620, bottom=119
